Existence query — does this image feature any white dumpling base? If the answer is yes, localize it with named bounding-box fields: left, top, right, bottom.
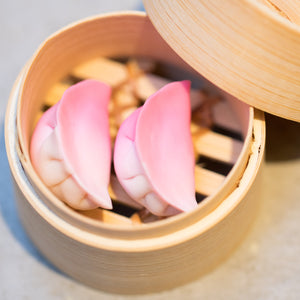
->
left=118, top=137, right=180, bottom=216
left=35, top=127, right=102, bottom=210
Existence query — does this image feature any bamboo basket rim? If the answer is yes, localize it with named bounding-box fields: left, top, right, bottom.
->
left=6, top=69, right=265, bottom=251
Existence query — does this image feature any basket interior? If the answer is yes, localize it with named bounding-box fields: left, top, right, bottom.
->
left=16, top=14, right=252, bottom=231
left=31, top=56, right=249, bottom=225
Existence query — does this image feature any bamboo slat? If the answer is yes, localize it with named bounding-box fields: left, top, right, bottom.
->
left=193, top=128, right=244, bottom=164
left=71, top=57, right=128, bottom=87
left=195, top=166, right=225, bottom=196
left=45, top=82, right=70, bottom=106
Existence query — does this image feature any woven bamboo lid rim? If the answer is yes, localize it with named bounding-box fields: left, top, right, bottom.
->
left=143, top=0, right=300, bottom=122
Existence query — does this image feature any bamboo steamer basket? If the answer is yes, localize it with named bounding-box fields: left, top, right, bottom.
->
left=5, top=11, right=266, bottom=294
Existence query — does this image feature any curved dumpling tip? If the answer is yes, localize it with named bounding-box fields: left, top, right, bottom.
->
left=114, top=80, right=197, bottom=216
left=30, top=79, right=112, bottom=210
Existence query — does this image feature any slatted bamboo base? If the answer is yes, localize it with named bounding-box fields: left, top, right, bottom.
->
left=5, top=12, right=265, bottom=294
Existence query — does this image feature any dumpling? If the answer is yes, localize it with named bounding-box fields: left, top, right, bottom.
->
left=114, top=81, right=197, bottom=216
left=30, top=80, right=112, bottom=210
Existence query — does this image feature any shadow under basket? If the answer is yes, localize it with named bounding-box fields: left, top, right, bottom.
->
left=5, top=12, right=265, bottom=294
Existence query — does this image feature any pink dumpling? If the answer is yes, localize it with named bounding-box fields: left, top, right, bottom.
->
left=114, top=81, right=197, bottom=216
left=30, top=80, right=112, bottom=210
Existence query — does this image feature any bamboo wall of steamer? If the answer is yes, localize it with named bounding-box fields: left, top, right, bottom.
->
left=6, top=12, right=266, bottom=294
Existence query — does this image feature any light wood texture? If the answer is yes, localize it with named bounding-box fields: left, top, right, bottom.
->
left=33, top=110, right=44, bottom=128
left=259, top=0, right=300, bottom=25
left=71, top=57, right=128, bottom=87
left=134, top=73, right=171, bottom=100
left=193, top=128, right=244, bottom=164
left=144, top=0, right=300, bottom=122
left=79, top=209, right=133, bottom=225
left=6, top=12, right=265, bottom=294
left=44, top=82, right=70, bottom=106
left=127, top=58, right=157, bottom=77
left=194, top=166, right=225, bottom=196
left=134, top=73, right=204, bottom=109
left=113, top=83, right=138, bottom=107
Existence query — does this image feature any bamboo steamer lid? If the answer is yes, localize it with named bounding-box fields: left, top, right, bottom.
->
left=143, top=0, right=300, bottom=122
